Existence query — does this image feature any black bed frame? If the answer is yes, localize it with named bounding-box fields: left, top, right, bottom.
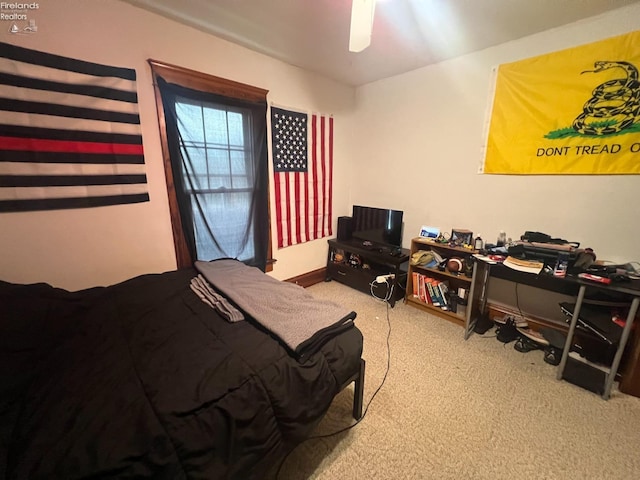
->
left=341, top=358, right=365, bottom=420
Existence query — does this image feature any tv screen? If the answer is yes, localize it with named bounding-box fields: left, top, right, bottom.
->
left=351, top=205, right=403, bottom=248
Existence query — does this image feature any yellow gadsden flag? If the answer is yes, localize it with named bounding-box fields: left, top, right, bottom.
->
left=482, top=30, right=640, bottom=174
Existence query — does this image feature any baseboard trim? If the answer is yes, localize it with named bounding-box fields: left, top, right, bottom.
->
left=487, top=302, right=568, bottom=333
left=285, top=267, right=327, bottom=288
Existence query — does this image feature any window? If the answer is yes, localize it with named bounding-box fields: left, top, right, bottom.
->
left=149, top=60, right=272, bottom=271
left=175, top=97, right=257, bottom=261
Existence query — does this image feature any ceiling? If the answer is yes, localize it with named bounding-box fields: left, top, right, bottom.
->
left=122, top=0, right=639, bottom=86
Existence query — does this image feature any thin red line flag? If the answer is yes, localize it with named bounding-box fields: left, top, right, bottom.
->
left=0, top=41, right=149, bottom=212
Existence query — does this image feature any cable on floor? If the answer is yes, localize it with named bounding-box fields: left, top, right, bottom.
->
left=275, top=279, right=393, bottom=479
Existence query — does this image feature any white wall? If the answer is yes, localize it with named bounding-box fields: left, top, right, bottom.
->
left=0, top=0, right=355, bottom=290
left=352, top=4, right=640, bottom=265
left=3, top=2, right=639, bottom=292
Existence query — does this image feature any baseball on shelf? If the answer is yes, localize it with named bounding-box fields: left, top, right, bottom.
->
left=446, top=257, right=464, bottom=273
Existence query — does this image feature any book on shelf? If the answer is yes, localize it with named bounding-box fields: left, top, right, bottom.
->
left=417, top=273, right=430, bottom=304
left=418, top=276, right=427, bottom=304
left=413, top=274, right=454, bottom=311
left=423, top=276, right=435, bottom=305
left=438, top=281, right=450, bottom=310
left=415, top=272, right=424, bottom=301
left=429, top=279, right=444, bottom=307
left=418, top=276, right=432, bottom=305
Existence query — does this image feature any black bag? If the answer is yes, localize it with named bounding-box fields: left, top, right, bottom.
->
left=521, top=231, right=572, bottom=245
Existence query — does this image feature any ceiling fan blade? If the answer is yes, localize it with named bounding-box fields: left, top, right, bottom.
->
left=349, top=0, right=376, bottom=52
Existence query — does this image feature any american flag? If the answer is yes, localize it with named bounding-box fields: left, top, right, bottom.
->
left=0, top=42, right=148, bottom=212
left=271, top=106, right=333, bottom=248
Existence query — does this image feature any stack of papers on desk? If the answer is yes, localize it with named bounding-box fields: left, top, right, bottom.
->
left=503, top=256, right=544, bottom=274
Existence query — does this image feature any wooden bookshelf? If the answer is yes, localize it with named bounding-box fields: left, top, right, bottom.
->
left=405, top=237, right=479, bottom=327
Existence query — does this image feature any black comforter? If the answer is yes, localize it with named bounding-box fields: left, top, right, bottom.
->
left=0, top=268, right=363, bottom=479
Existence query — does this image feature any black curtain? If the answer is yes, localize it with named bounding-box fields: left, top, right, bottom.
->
left=157, top=76, right=269, bottom=271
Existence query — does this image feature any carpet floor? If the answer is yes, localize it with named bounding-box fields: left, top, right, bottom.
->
left=277, top=281, right=640, bottom=480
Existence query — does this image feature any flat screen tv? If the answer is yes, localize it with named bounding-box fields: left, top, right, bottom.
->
left=351, top=205, right=403, bottom=249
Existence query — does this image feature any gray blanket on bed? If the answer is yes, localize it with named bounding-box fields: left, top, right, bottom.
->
left=195, top=259, right=356, bottom=358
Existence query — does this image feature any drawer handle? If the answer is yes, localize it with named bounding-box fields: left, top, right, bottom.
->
left=337, top=270, right=347, bottom=276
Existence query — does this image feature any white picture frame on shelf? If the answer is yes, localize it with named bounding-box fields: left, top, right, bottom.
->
left=419, top=226, right=439, bottom=238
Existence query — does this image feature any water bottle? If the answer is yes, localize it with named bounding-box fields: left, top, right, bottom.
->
left=497, top=231, right=506, bottom=247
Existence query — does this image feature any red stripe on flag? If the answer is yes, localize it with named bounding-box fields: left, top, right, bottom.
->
left=0, top=136, right=144, bottom=155
left=320, top=116, right=327, bottom=238
left=284, top=171, right=293, bottom=247
left=328, top=117, right=334, bottom=235
left=274, top=172, right=284, bottom=249
left=303, top=171, right=310, bottom=243
left=294, top=168, right=302, bottom=244
left=311, top=115, right=319, bottom=240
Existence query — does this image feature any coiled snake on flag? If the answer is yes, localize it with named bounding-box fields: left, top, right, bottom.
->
left=572, top=61, right=640, bottom=136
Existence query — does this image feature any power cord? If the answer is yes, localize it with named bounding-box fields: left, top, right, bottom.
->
left=370, top=277, right=395, bottom=302
left=275, top=280, right=393, bottom=479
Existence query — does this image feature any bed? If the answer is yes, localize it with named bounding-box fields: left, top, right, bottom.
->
left=0, top=261, right=364, bottom=480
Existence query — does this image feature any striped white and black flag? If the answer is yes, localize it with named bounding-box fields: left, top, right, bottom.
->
left=0, top=42, right=149, bottom=212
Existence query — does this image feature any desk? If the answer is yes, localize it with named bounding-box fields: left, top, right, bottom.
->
left=556, top=279, right=640, bottom=400
left=470, top=258, right=640, bottom=399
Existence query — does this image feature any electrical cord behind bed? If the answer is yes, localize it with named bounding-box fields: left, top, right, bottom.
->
left=274, top=280, right=393, bottom=479
left=310, top=282, right=392, bottom=434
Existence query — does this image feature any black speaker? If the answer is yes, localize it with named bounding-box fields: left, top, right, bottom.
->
left=337, top=216, right=352, bottom=241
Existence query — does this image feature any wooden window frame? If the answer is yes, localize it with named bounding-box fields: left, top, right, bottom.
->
left=148, top=59, right=273, bottom=271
